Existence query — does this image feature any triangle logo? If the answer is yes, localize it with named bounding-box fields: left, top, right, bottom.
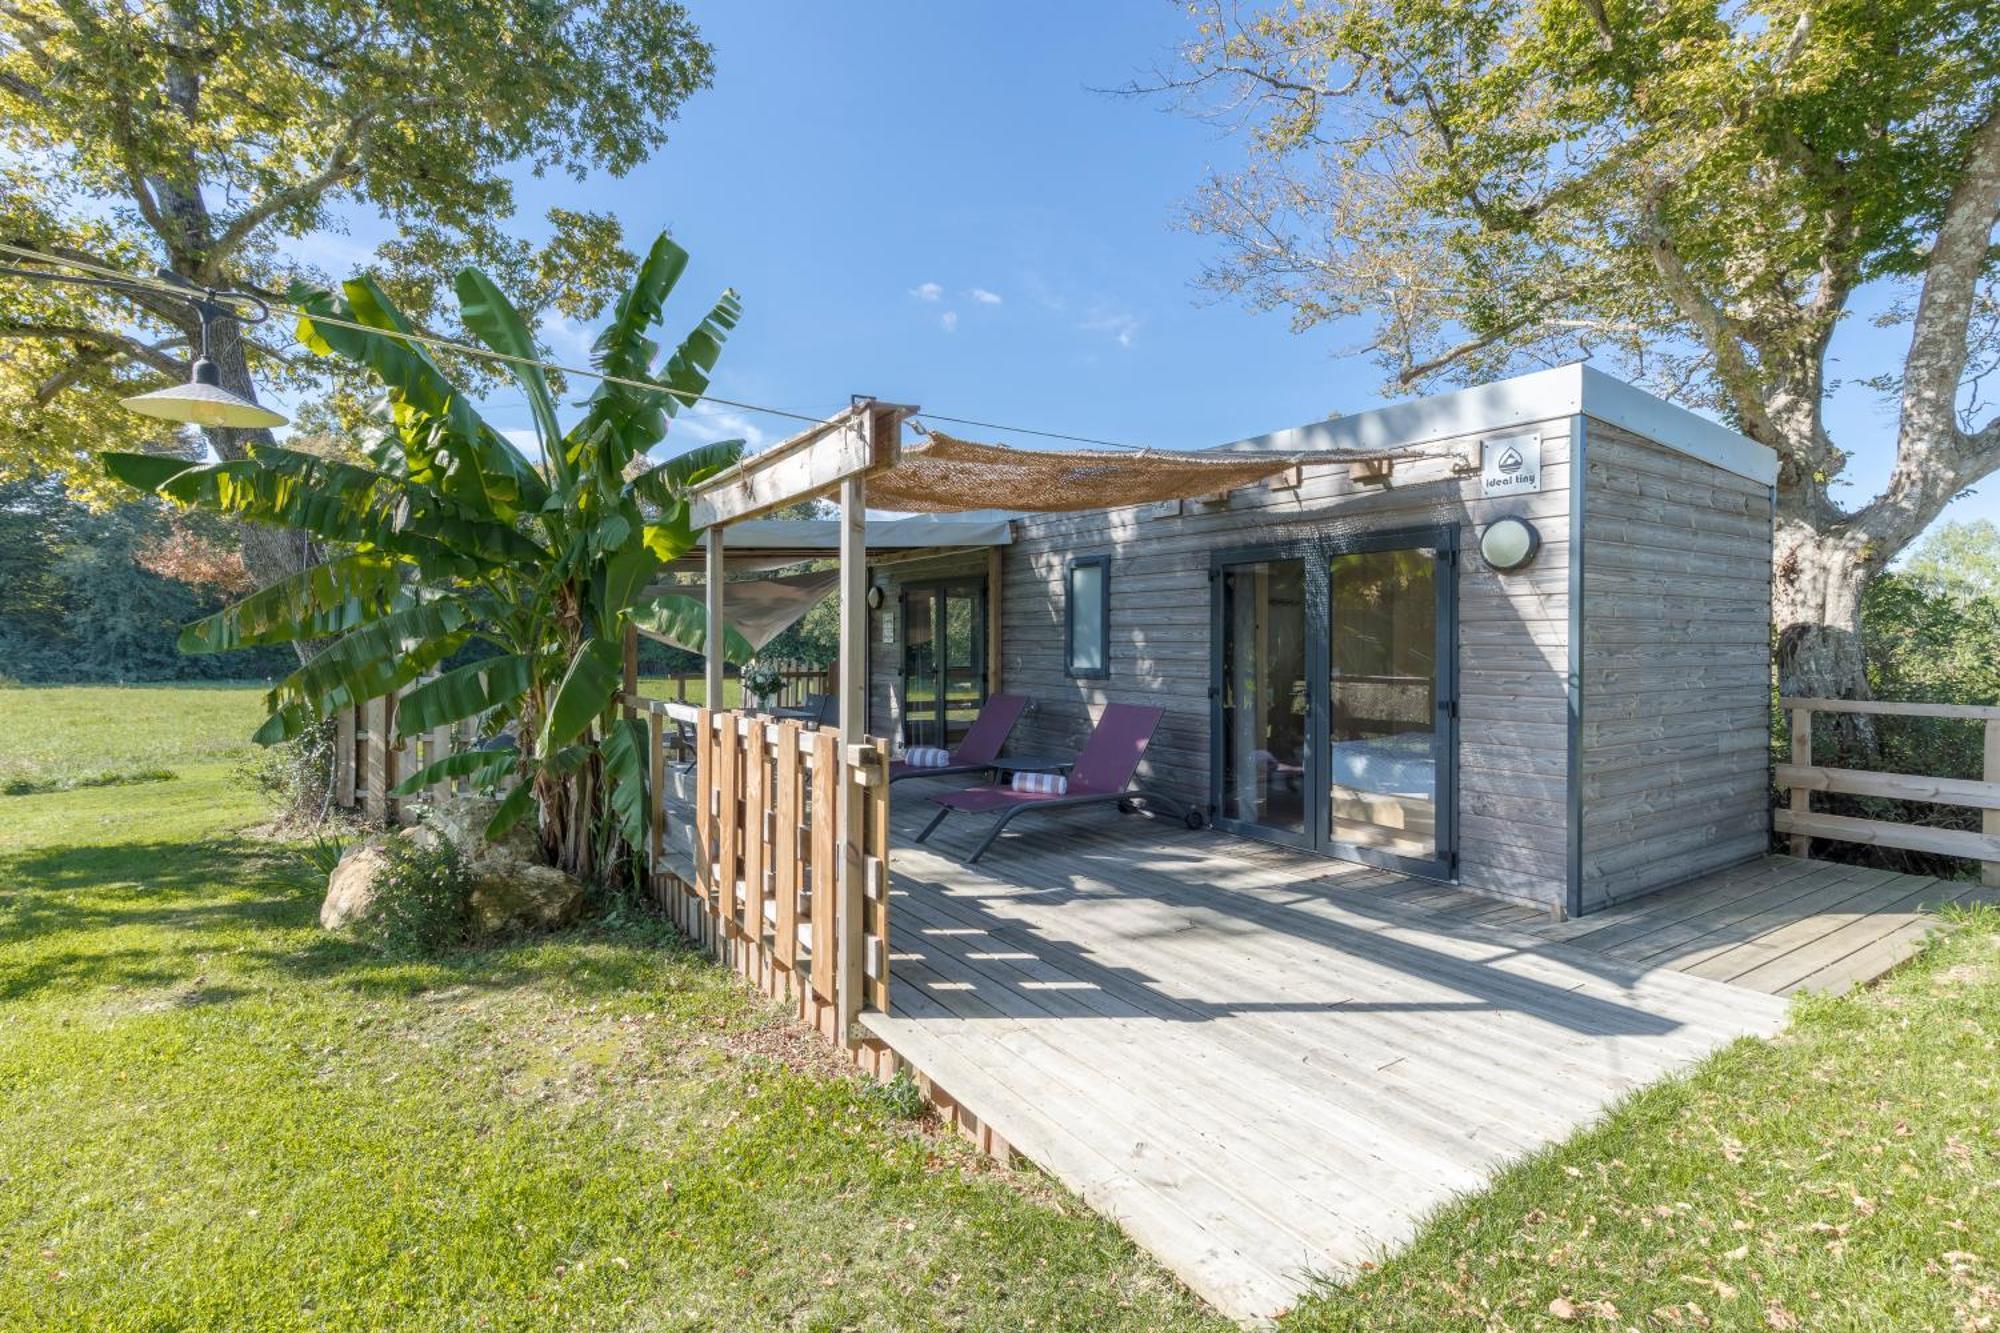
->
left=1496, top=445, right=1524, bottom=472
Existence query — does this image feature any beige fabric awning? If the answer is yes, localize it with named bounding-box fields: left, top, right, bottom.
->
left=866, top=431, right=1305, bottom=514
left=636, top=568, right=841, bottom=656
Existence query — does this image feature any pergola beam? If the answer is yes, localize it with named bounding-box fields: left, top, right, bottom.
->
left=685, top=407, right=871, bottom=529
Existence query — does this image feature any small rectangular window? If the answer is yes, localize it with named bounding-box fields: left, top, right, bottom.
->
left=1065, top=556, right=1110, bottom=678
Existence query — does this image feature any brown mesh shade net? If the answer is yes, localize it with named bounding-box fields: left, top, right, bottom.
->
left=867, top=431, right=1305, bottom=513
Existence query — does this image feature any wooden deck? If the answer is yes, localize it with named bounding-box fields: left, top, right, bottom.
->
left=860, top=780, right=1984, bottom=1322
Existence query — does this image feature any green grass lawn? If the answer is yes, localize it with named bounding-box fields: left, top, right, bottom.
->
left=5, top=686, right=1998, bottom=1330
left=0, top=685, right=1221, bottom=1331
left=1287, top=912, right=2000, bottom=1330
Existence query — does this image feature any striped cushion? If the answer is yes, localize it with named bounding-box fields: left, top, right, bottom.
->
left=1010, top=770, right=1068, bottom=795
left=905, top=745, right=953, bottom=768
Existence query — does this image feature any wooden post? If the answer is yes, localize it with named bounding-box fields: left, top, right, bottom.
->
left=647, top=703, right=667, bottom=876
left=986, top=544, right=1003, bottom=697
left=833, top=402, right=893, bottom=1045
left=364, top=695, right=389, bottom=822
left=1789, top=706, right=1812, bottom=859
left=704, top=526, right=726, bottom=710
left=334, top=705, right=357, bottom=809
left=1985, top=719, right=1999, bottom=888
left=621, top=620, right=639, bottom=719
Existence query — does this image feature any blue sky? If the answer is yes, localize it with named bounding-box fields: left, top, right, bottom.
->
left=301, top=1, right=1992, bottom=538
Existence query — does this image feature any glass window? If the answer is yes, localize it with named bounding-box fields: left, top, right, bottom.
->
left=1219, top=558, right=1308, bottom=835
left=1066, top=557, right=1109, bottom=678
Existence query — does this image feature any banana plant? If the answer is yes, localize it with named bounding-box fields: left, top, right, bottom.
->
left=106, top=232, right=747, bottom=888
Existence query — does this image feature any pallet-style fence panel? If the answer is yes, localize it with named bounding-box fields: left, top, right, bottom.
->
left=329, top=680, right=485, bottom=823
left=625, top=695, right=891, bottom=1046
left=1776, top=696, right=2000, bottom=886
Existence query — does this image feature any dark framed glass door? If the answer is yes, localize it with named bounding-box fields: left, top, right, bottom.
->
left=1210, top=527, right=1457, bottom=880
left=901, top=579, right=988, bottom=750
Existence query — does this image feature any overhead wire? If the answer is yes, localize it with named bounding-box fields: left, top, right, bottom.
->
left=0, top=242, right=840, bottom=431
left=0, top=241, right=1234, bottom=458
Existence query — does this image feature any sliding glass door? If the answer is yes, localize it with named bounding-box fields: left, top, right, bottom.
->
left=901, top=579, right=987, bottom=750
left=1211, top=528, right=1457, bottom=879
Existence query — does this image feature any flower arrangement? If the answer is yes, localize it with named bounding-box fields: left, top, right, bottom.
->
left=740, top=659, right=784, bottom=705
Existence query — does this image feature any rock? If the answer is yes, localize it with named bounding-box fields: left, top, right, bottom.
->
left=320, top=841, right=393, bottom=930
left=469, top=862, right=584, bottom=934
left=407, top=791, right=540, bottom=869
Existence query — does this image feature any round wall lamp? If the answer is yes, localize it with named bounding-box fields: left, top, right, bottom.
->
left=865, top=584, right=885, bottom=610
left=1479, top=516, right=1541, bottom=571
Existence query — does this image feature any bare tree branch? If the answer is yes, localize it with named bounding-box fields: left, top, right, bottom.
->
left=203, top=107, right=378, bottom=272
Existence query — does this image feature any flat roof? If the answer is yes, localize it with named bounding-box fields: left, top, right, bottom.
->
left=1219, top=363, right=1778, bottom=486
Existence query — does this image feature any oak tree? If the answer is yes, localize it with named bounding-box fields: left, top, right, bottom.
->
left=1167, top=0, right=2000, bottom=697
left=0, top=0, right=712, bottom=585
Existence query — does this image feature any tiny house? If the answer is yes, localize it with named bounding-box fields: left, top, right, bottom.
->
left=865, top=364, right=1779, bottom=917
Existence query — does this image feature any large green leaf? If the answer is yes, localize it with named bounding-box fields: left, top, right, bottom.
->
left=600, top=716, right=651, bottom=854
left=264, top=597, right=478, bottom=720
left=627, top=438, right=745, bottom=551
left=542, top=636, right=624, bottom=754
left=293, top=276, right=548, bottom=514
left=657, top=288, right=742, bottom=417
left=390, top=745, right=518, bottom=797
left=484, top=781, right=536, bottom=841
left=395, top=654, right=532, bottom=735
left=179, top=554, right=405, bottom=654
left=132, top=446, right=543, bottom=579
left=567, top=233, right=714, bottom=470
left=630, top=592, right=753, bottom=664
left=455, top=267, right=564, bottom=472
left=103, top=452, right=205, bottom=494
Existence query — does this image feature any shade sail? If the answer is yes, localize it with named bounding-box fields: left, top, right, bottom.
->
left=635, top=568, right=841, bottom=656
left=866, top=431, right=1304, bottom=514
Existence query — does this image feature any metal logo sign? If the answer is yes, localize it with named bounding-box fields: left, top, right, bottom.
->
left=1481, top=433, right=1542, bottom=498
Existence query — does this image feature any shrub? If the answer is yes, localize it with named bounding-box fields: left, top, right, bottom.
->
left=354, top=835, right=473, bottom=959
left=238, top=717, right=338, bottom=825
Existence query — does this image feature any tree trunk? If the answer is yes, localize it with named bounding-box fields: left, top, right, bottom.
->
left=1772, top=518, right=1875, bottom=700
left=191, top=309, right=317, bottom=655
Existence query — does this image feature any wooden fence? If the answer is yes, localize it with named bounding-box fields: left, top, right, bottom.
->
left=327, top=658, right=834, bottom=823
left=624, top=695, right=893, bottom=1047
left=644, top=659, right=834, bottom=709
left=1776, top=696, right=2000, bottom=886
left=329, top=685, right=485, bottom=822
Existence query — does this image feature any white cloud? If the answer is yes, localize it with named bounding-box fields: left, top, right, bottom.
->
left=968, top=287, right=1003, bottom=305
left=535, top=312, right=595, bottom=366
left=940, top=310, right=959, bottom=334
left=911, top=281, right=944, bottom=302
left=1081, top=309, right=1140, bottom=348
left=501, top=427, right=547, bottom=463
left=668, top=399, right=771, bottom=452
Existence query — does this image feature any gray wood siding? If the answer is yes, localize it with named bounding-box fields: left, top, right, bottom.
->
left=992, top=418, right=1578, bottom=909
left=1577, top=420, right=1773, bottom=909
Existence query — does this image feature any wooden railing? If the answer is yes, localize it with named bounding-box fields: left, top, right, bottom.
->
left=1776, top=697, right=2000, bottom=887
left=642, top=659, right=834, bottom=709
left=623, top=695, right=892, bottom=1045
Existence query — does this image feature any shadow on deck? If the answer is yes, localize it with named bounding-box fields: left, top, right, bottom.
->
left=860, top=776, right=1986, bottom=1321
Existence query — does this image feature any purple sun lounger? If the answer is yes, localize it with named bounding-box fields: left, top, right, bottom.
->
left=887, top=693, right=1029, bottom=784
left=914, top=701, right=1203, bottom=863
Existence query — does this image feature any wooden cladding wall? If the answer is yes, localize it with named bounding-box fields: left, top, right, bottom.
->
left=993, top=417, right=1579, bottom=909
left=642, top=705, right=892, bottom=1041
left=1577, top=420, right=1774, bottom=909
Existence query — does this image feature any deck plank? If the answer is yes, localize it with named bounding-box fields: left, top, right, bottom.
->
left=692, top=778, right=1968, bottom=1323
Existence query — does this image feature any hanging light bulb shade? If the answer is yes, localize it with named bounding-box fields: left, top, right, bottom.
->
left=121, top=355, right=287, bottom=430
